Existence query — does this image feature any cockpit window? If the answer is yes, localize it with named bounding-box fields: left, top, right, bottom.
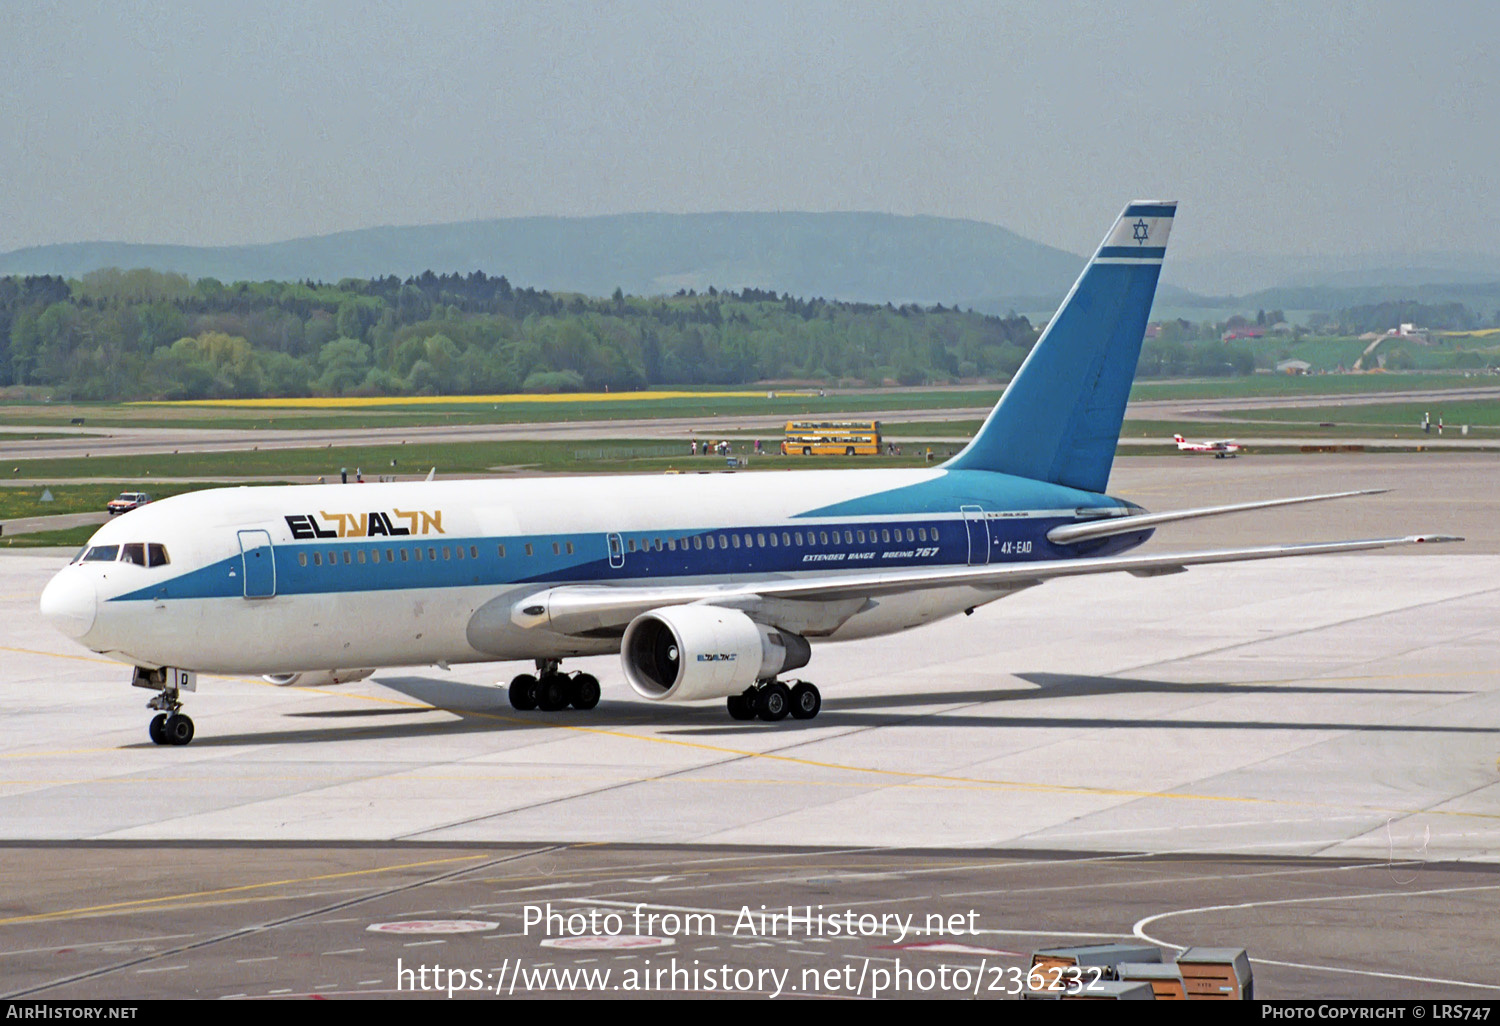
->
left=147, top=544, right=169, bottom=567
left=81, top=545, right=119, bottom=562
left=120, top=543, right=146, bottom=566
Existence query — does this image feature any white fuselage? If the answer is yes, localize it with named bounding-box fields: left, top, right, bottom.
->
left=39, top=468, right=1136, bottom=677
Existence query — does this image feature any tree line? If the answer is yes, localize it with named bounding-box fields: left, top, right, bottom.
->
left=0, top=269, right=1048, bottom=400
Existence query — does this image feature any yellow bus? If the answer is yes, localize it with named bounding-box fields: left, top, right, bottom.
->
left=781, top=420, right=883, bottom=456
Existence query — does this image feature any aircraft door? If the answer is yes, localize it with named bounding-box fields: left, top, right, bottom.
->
left=607, top=532, right=625, bottom=569
left=960, top=505, right=990, bottom=566
left=237, top=529, right=277, bottom=598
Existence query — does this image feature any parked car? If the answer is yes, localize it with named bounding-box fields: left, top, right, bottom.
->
left=107, top=492, right=152, bottom=515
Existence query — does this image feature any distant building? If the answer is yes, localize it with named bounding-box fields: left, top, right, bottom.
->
left=1222, top=328, right=1265, bottom=341
left=1275, top=359, right=1312, bottom=375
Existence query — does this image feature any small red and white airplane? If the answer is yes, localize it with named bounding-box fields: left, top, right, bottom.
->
left=1173, top=433, right=1242, bottom=457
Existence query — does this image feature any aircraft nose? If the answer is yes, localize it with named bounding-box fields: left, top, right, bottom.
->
left=40, top=571, right=97, bottom=639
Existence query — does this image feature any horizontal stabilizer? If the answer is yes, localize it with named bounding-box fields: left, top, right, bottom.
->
left=1046, top=489, right=1388, bottom=545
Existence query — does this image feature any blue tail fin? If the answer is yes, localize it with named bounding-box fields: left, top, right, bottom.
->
left=944, top=201, right=1176, bottom=492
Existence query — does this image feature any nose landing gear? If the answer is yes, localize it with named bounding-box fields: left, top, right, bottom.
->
left=135, top=666, right=196, bottom=746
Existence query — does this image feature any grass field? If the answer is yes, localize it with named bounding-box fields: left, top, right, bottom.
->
left=0, top=482, right=290, bottom=521
left=0, top=439, right=976, bottom=482
left=0, top=524, right=97, bottom=549
left=2, top=373, right=1491, bottom=432
left=1221, top=401, right=1500, bottom=430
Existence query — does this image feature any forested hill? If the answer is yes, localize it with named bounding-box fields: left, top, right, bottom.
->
left=0, top=212, right=1086, bottom=313
left=0, top=270, right=1043, bottom=400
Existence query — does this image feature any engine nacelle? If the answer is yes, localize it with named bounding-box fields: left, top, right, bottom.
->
left=621, top=605, right=810, bottom=702
left=262, top=668, right=376, bottom=687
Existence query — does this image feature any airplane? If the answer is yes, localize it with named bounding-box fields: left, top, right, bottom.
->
left=38, top=201, right=1459, bottom=746
left=1173, top=433, right=1243, bottom=457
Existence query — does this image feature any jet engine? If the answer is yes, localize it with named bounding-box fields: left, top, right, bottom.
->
left=262, top=668, right=376, bottom=687
left=621, top=605, right=810, bottom=702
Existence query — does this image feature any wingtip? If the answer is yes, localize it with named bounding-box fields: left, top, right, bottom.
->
left=1408, top=534, right=1463, bottom=544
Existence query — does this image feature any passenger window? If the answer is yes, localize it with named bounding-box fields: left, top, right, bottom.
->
left=731, top=534, right=740, bottom=548
left=427, top=547, right=436, bottom=561
left=653, top=538, right=662, bottom=551
left=443, top=546, right=452, bottom=560
left=552, top=542, right=560, bottom=555
left=768, top=533, right=777, bottom=547
left=400, top=549, right=409, bottom=561
left=844, top=530, right=853, bottom=544
left=414, top=548, right=424, bottom=561
left=498, top=544, right=506, bottom=558
left=469, top=546, right=478, bottom=559
left=373, top=549, right=382, bottom=563
left=313, top=552, right=323, bottom=566
left=693, top=536, right=702, bottom=550
left=783, top=532, right=791, bottom=546
left=386, top=548, right=395, bottom=562
left=120, top=543, right=146, bottom=566
left=627, top=539, right=636, bottom=552
left=757, top=533, right=766, bottom=547
left=524, top=544, right=534, bottom=557
left=856, top=530, right=865, bottom=544
left=358, top=549, right=367, bottom=564
left=667, top=538, right=676, bottom=551
left=706, top=535, right=715, bottom=549
left=455, top=546, right=464, bottom=560
left=794, top=532, right=803, bottom=546
left=82, top=545, right=119, bottom=562
left=342, top=550, right=352, bottom=564
left=819, top=531, right=828, bottom=545
left=298, top=552, right=308, bottom=567
left=718, top=535, right=728, bottom=548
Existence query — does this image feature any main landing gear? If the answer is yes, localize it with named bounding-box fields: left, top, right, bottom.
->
left=726, top=679, right=821, bottom=723
left=507, top=659, right=601, bottom=713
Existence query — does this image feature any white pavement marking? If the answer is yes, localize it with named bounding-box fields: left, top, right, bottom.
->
left=1133, top=883, right=1500, bottom=993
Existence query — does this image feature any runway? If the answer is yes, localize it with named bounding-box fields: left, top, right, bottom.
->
left=1, top=455, right=1497, bottom=997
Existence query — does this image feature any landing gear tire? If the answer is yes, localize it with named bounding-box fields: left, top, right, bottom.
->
left=508, top=673, right=539, bottom=711
left=537, top=673, right=571, bottom=711
left=789, top=682, right=822, bottom=720
left=163, top=714, right=194, bottom=746
left=149, top=713, right=169, bottom=745
left=756, top=681, right=791, bottom=722
left=726, top=692, right=757, bottom=721
left=570, top=673, right=601, bottom=710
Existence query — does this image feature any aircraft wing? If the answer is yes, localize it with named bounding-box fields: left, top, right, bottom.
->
left=513, top=532, right=1460, bottom=637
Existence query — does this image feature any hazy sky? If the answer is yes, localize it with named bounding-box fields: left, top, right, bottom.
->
left=2, top=0, right=1496, bottom=265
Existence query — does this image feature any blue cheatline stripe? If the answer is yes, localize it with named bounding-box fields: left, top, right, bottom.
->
left=1097, top=246, right=1167, bottom=259
left=105, top=516, right=1153, bottom=603
left=1123, top=204, right=1176, bottom=218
